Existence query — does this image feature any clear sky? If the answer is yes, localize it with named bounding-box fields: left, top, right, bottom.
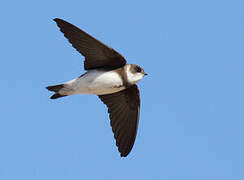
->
left=1, top=0, right=244, bottom=179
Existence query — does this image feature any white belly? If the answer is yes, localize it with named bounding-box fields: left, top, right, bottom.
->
left=65, top=70, right=125, bottom=95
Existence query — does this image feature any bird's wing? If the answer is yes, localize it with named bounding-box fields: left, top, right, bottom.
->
left=98, top=85, right=140, bottom=157
left=54, top=18, right=127, bottom=70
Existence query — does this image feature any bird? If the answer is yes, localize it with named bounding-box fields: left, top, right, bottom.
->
left=46, top=18, right=147, bottom=157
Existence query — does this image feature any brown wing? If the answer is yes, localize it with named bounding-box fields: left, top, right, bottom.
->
left=54, top=18, right=127, bottom=70
left=98, top=85, right=140, bottom=157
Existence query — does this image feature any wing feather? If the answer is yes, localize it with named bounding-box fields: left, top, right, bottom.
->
left=54, top=18, right=126, bottom=70
left=99, top=85, right=140, bottom=157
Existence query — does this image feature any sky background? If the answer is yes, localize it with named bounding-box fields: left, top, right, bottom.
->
left=1, top=0, right=244, bottom=179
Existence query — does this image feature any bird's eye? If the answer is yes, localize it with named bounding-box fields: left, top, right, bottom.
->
left=135, top=66, right=142, bottom=73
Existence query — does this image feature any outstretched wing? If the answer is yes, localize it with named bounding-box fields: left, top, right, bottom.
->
left=98, top=85, right=140, bottom=157
left=54, top=18, right=126, bottom=70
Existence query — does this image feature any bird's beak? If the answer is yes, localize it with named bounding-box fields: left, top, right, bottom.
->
left=144, top=72, right=148, bottom=76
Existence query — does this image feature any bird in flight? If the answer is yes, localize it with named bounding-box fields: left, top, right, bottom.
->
left=46, top=18, right=147, bottom=157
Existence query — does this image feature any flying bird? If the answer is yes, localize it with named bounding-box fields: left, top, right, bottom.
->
left=46, top=18, right=147, bottom=157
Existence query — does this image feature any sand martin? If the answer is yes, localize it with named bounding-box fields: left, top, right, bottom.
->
left=46, top=18, right=147, bottom=157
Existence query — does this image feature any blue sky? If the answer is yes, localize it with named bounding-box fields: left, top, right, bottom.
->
left=1, top=0, right=244, bottom=179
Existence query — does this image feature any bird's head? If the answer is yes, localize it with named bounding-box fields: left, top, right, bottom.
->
left=125, top=64, right=147, bottom=85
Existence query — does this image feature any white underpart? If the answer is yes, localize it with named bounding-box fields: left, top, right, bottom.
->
left=125, top=65, right=144, bottom=84
left=62, top=70, right=125, bottom=95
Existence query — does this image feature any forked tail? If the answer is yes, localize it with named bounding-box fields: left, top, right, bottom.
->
left=46, top=84, right=67, bottom=99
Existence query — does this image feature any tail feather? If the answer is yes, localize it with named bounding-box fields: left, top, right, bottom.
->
left=50, top=93, right=67, bottom=99
left=46, top=84, right=67, bottom=99
left=46, top=84, right=64, bottom=92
